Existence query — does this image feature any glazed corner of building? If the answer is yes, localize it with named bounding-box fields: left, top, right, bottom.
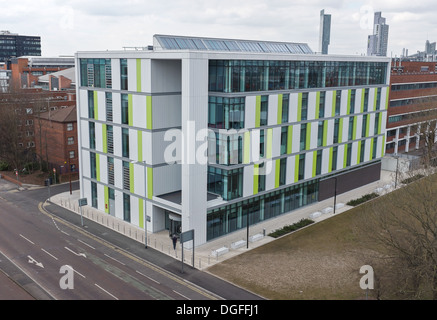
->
left=74, top=35, right=391, bottom=246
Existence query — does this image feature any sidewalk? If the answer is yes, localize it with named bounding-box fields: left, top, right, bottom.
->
left=50, top=170, right=396, bottom=271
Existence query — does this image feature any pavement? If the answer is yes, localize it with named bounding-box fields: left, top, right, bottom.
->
left=48, top=170, right=397, bottom=271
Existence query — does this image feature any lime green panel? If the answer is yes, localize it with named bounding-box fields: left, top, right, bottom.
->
left=352, top=116, right=357, bottom=140
left=93, top=91, right=98, bottom=120
left=378, top=113, right=382, bottom=134
left=328, top=147, right=333, bottom=173
left=287, top=125, right=293, bottom=154
left=338, top=118, right=344, bottom=143
left=102, top=124, right=107, bottom=153
left=255, top=96, right=261, bottom=127
left=277, top=94, right=283, bottom=124
left=139, top=198, right=144, bottom=229
left=370, top=138, right=374, bottom=160
left=129, top=162, right=134, bottom=194
left=128, top=94, right=133, bottom=126
left=366, top=114, right=370, bottom=137
left=253, top=164, right=259, bottom=195
left=244, top=131, right=250, bottom=164
left=266, top=128, right=273, bottom=159
left=343, top=144, right=348, bottom=168
left=146, top=96, right=152, bottom=130
left=332, top=90, right=336, bottom=117
left=275, top=159, right=280, bottom=188
left=385, top=87, right=390, bottom=110
left=136, top=59, right=142, bottom=92
left=312, top=151, right=317, bottom=177
left=104, top=186, right=109, bottom=214
left=294, top=155, right=299, bottom=182
left=147, top=167, right=153, bottom=199
left=137, top=131, right=143, bottom=162
left=297, top=93, right=302, bottom=121
left=323, top=120, right=328, bottom=146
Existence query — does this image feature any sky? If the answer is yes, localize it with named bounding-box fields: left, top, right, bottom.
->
left=1, top=0, right=436, bottom=57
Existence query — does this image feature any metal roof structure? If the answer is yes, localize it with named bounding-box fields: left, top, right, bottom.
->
left=154, top=35, right=313, bottom=54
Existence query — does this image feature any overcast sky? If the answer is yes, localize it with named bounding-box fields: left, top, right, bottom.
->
left=1, top=0, right=436, bottom=57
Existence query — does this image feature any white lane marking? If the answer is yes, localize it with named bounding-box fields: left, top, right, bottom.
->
left=135, top=270, right=160, bottom=284
left=104, top=253, right=125, bottom=266
left=64, top=246, right=87, bottom=258
left=95, top=283, right=118, bottom=300
left=19, top=234, right=35, bottom=245
left=173, top=290, right=190, bottom=300
left=41, top=248, right=58, bottom=260
left=77, top=239, right=95, bottom=250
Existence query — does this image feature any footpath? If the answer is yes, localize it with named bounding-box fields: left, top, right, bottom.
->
left=49, top=170, right=396, bottom=271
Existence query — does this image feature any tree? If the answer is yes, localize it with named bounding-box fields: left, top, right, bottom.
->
left=358, top=168, right=437, bottom=299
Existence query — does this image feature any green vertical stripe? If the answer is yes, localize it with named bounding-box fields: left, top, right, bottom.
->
left=146, top=96, right=152, bottom=130
left=385, top=87, right=390, bottom=110
left=277, top=94, right=283, bottom=124
left=294, top=155, right=299, bottom=182
left=128, top=94, right=133, bottom=126
left=332, top=90, right=336, bottom=116
left=329, top=147, right=333, bottom=173
left=315, top=91, right=320, bottom=119
left=244, top=131, right=250, bottom=164
left=357, top=141, right=362, bottom=164
left=102, top=124, right=107, bottom=153
left=297, top=93, right=302, bottom=121
left=136, top=59, right=142, bottom=92
left=370, top=138, right=374, bottom=160
left=253, top=164, right=259, bottom=194
left=137, top=131, right=143, bottom=162
left=287, top=125, right=293, bottom=154
left=343, top=144, right=348, bottom=168
left=378, top=113, right=382, bottom=134
left=93, top=91, right=98, bottom=120
left=96, top=153, right=100, bottom=181
left=266, top=128, right=273, bottom=159
left=104, top=186, right=109, bottom=214
left=255, top=96, right=261, bottom=127
left=352, top=116, right=357, bottom=140
left=147, top=167, right=153, bottom=199
left=129, top=163, right=134, bottom=194
left=275, top=159, right=280, bottom=188
left=366, top=114, right=370, bottom=137
left=312, top=151, right=317, bottom=177
left=323, top=120, right=328, bottom=146
left=139, top=198, right=144, bottom=228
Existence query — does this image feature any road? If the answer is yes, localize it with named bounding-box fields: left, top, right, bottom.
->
left=0, top=179, right=263, bottom=301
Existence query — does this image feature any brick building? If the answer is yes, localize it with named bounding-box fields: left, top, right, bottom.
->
left=34, top=105, right=79, bottom=181
left=386, top=60, right=437, bottom=154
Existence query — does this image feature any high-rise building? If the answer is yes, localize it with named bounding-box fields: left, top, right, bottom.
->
left=0, top=31, right=41, bottom=63
left=367, top=12, right=389, bottom=57
left=75, top=35, right=390, bottom=246
left=319, top=9, right=331, bottom=55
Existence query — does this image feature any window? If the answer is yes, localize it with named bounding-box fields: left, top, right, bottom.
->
left=349, top=89, right=356, bottom=114
left=346, top=143, right=352, bottom=167
left=335, top=91, right=341, bottom=116
left=348, top=117, right=354, bottom=140
left=301, top=93, right=308, bottom=120
left=107, top=125, right=114, bottom=154
left=362, top=114, right=368, bottom=137
left=90, top=152, right=96, bottom=179
left=122, top=128, right=129, bottom=158
left=258, top=163, right=266, bottom=192
left=120, top=59, right=128, bottom=90
left=298, top=154, right=305, bottom=180
left=121, top=94, right=129, bottom=125
left=207, top=166, right=243, bottom=200
left=375, top=88, right=381, bottom=110
left=319, top=91, right=325, bottom=118
left=88, top=91, right=95, bottom=119
left=89, top=122, right=95, bottom=149
left=91, top=182, right=97, bottom=208
left=107, top=157, right=114, bottom=185
left=363, top=88, right=369, bottom=112
left=208, top=96, right=245, bottom=129
left=279, top=158, right=286, bottom=186
left=123, top=161, right=130, bottom=191
left=80, top=58, right=112, bottom=88
left=374, top=115, right=380, bottom=135
left=67, top=123, right=73, bottom=131
left=282, top=94, right=289, bottom=123
left=317, top=121, right=324, bottom=147
left=67, top=137, right=74, bottom=145
left=280, top=127, right=288, bottom=155
left=106, top=92, right=113, bottom=122
left=333, top=119, right=340, bottom=144
left=360, top=141, right=365, bottom=163
left=331, top=146, right=338, bottom=171
left=260, top=130, right=265, bottom=158
left=300, top=124, right=307, bottom=151
left=123, top=193, right=130, bottom=222
left=260, top=96, right=268, bottom=126
left=315, top=150, right=322, bottom=176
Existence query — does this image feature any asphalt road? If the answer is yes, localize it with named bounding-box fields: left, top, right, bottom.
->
left=0, top=180, right=264, bottom=301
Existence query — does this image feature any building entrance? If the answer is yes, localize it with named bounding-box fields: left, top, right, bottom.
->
left=165, top=210, right=182, bottom=237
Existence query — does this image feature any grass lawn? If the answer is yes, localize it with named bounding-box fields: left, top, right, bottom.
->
left=206, top=196, right=384, bottom=300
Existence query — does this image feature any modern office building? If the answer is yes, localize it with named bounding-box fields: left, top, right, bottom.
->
left=386, top=60, right=437, bottom=154
left=0, top=31, right=41, bottom=63
left=319, top=9, right=331, bottom=55
left=75, top=35, right=390, bottom=246
left=367, top=12, right=389, bottom=57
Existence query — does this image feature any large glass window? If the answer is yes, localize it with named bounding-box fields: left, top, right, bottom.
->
left=207, top=166, right=243, bottom=201
left=89, top=122, right=95, bottom=150
left=120, top=59, right=128, bottom=90
left=122, top=128, right=129, bottom=158
left=260, top=95, right=268, bottom=126
left=280, top=126, right=288, bottom=155
left=301, top=93, right=308, bottom=120
left=209, top=60, right=387, bottom=93
left=123, top=193, right=130, bottom=222
left=300, top=124, right=307, bottom=151
left=80, top=58, right=112, bottom=88
left=208, top=96, right=245, bottom=129
left=121, top=94, right=129, bottom=125
left=282, top=94, right=289, bottom=123
left=90, top=152, right=96, bottom=179
left=91, top=182, right=98, bottom=208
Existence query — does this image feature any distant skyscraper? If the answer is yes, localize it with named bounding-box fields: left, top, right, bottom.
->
left=0, top=31, right=41, bottom=63
left=319, top=9, right=331, bottom=54
left=367, top=12, right=389, bottom=57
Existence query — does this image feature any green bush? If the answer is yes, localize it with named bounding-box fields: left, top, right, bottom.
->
left=346, top=192, right=379, bottom=206
left=268, top=218, right=314, bottom=238
left=0, top=161, right=9, bottom=171
left=401, top=174, right=424, bottom=185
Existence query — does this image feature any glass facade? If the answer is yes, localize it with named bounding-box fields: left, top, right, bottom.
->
left=207, top=180, right=319, bottom=241
left=80, top=58, right=112, bottom=88
left=209, top=60, right=387, bottom=93
left=207, top=166, right=243, bottom=200
left=208, top=96, right=245, bottom=129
